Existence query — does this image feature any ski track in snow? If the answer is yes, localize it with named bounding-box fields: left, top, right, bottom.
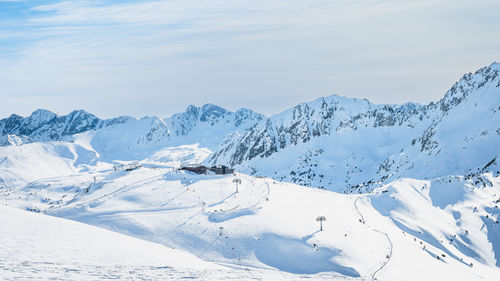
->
left=370, top=231, right=393, bottom=281
left=354, top=194, right=393, bottom=280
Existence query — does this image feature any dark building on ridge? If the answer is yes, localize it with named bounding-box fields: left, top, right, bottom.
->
left=180, top=165, right=234, bottom=175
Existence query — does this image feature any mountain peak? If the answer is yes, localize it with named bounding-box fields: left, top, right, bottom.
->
left=199, top=104, right=228, bottom=122
left=7, top=113, right=23, bottom=120
left=28, top=109, right=57, bottom=124
left=235, top=107, right=259, bottom=116
left=67, top=109, right=95, bottom=118
left=30, top=108, right=56, bottom=116
left=438, top=62, right=500, bottom=113
left=200, top=103, right=226, bottom=113
left=486, top=61, right=500, bottom=71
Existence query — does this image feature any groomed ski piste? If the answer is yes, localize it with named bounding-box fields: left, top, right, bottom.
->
left=1, top=141, right=499, bottom=280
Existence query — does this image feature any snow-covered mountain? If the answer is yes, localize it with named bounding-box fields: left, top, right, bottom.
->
left=0, top=62, right=499, bottom=280
left=209, top=62, right=500, bottom=192
left=85, top=104, right=263, bottom=162
left=165, top=104, right=264, bottom=148
left=378, top=65, right=500, bottom=184
left=0, top=104, right=263, bottom=162
left=1, top=63, right=498, bottom=193
left=0, top=109, right=134, bottom=146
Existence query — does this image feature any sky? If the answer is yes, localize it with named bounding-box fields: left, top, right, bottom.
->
left=0, top=0, right=499, bottom=119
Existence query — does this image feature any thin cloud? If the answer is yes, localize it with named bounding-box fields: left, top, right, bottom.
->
left=0, top=0, right=499, bottom=119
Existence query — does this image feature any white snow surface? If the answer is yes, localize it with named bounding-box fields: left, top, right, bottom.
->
left=0, top=205, right=342, bottom=281
left=0, top=205, right=221, bottom=279
left=0, top=63, right=499, bottom=280
left=1, top=158, right=500, bottom=280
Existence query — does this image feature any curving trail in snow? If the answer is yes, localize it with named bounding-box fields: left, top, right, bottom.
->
left=370, top=231, right=393, bottom=280
left=354, top=194, right=393, bottom=280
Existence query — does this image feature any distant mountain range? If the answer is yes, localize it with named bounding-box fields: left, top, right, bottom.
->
left=1, top=62, right=499, bottom=193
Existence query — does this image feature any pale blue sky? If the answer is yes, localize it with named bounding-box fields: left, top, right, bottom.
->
left=1, top=0, right=499, bottom=119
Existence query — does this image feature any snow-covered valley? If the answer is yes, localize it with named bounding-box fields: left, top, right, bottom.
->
left=0, top=63, right=499, bottom=280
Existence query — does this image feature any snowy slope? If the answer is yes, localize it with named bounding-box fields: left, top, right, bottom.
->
left=0, top=141, right=107, bottom=189
left=1, top=205, right=319, bottom=280
left=0, top=185, right=357, bottom=281
left=0, top=205, right=220, bottom=277
left=1, top=163, right=499, bottom=280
